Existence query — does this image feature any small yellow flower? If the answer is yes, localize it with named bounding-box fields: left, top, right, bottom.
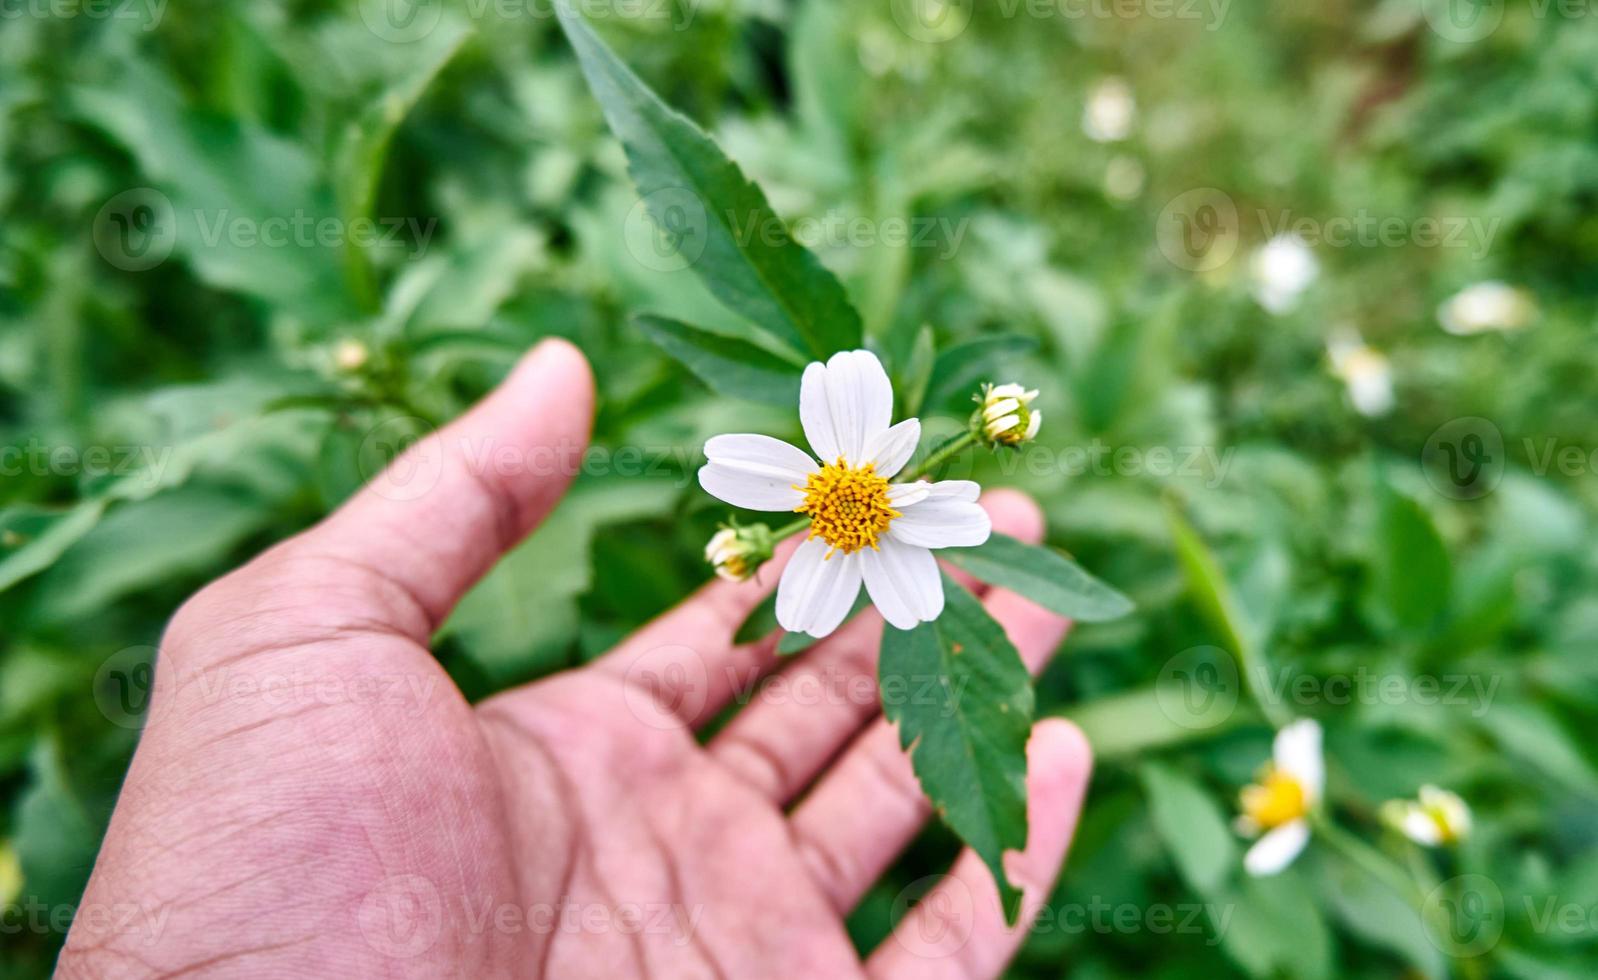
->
left=974, top=383, right=1042, bottom=447
left=704, top=524, right=773, bottom=583
left=1382, top=785, right=1472, bottom=847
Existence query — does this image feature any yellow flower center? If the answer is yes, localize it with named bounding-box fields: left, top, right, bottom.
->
left=1240, top=767, right=1309, bottom=830
left=795, top=458, right=899, bottom=555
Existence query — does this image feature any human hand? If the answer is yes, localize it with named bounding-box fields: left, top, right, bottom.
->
left=59, top=339, right=1091, bottom=979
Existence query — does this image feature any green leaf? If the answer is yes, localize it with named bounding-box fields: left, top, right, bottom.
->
left=922, top=334, right=1038, bottom=411
left=1365, top=483, right=1452, bottom=635
left=732, top=592, right=779, bottom=645
left=941, top=532, right=1133, bottom=622
left=554, top=1, right=862, bottom=360
left=441, top=476, right=680, bottom=684
left=1165, top=499, right=1254, bottom=657
left=1318, top=856, right=1446, bottom=978
left=1139, top=762, right=1238, bottom=895
left=635, top=315, right=803, bottom=407
left=1062, top=686, right=1245, bottom=758
left=897, top=323, right=937, bottom=419
left=1218, top=871, right=1334, bottom=980
left=12, top=738, right=99, bottom=911
left=879, top=574, right=1034, bottom=923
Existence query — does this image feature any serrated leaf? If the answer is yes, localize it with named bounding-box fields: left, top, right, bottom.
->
left=879, top=574, right=1033, bottom=923
left=554, top=1, right=862, bottom=360
left=635, top=314, right=803, bottom=407
left=942, top=532, right=1133, bottom=622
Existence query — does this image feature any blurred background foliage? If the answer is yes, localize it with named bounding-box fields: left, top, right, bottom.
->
left=3, top=0, right=1598, bottom=976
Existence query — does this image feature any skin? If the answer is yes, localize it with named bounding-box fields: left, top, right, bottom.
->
left=58, top=340, right=1092, bottom=979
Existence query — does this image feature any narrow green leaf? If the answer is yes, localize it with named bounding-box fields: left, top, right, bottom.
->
left=941, top=533, right=1133, bottom=622
left=879, top=574, right=1034, bottom=923
left=1062, top=686, right=1246, bottom=758
left=554, top=1, right=862, bottom=360
left=898, top=323, right=937, bottom=419
left=1164, top=499, right=1252, bottom=657
left=635, top=314, right=803, bottom=407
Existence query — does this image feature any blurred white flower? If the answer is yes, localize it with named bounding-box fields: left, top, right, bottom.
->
left=1437, top=281, right=1536, bottom=336
left=1383, top=785, right=1472, bottom=847
left=333, top=338, right=370, bottom=373
left=1083, top=77, right=1135, bottom=143
left=1236, top=719, right=1324, bottom=877
left=1327, top=330, right=1394, bottom=417
left=1250, top=234, right=1318, bottom=314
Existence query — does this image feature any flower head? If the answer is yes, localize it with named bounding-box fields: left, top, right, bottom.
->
left=1382, top=785, right=1471, bottom=847
left=974, top=383, right=1041, bottom=447
left=333, top=338, right=370, bottom=373
left=704, top=523, right=773, bottom=582
left=1236, top=719, right=1323, bottom=876
left=698, top=350, right=993, bottom=638
left=1250, top=234, right=1318, bottom=314
left=1083, top=77, right=1135, bottom=143
left=1327, top=329, right=1394, bottom=417
left=1437, top=281, right=1536, bottom=336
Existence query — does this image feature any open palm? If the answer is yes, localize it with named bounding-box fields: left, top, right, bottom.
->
left=60, top=341, right=1091, bottom=980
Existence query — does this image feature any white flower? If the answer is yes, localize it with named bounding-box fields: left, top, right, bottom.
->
left=1384, top=785, right=1472, bottom=847
left=1327, top=330, right=1394, bottom=417
left=1250, top=234, right=1318, bottom=314
left=1236, top=719, right=1323, bottom=877
left=1437, top=281, right=1536, bottom=336
left=698, top=350, right=992, bottom=637
left=332, top=338, right=369, bottom=373
left=1083, top=77, right=1135, bottom=143
left=976, top=382, right=1041, bottom=446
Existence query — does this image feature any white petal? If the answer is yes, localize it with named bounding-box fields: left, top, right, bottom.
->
left=800, top=350, right=893, bottom=464
left=922, top=480, right=981, bottom=502
left=699, top=434, right=815, bottom=511
left=1400, top=809, right=1442, bottom=846
left=776, top=537, right=862, bottom=638
left=888, top=483, right=932, bottom=507
left=1273, top=719, right=1324, bottom=801
left=1243, top=820, right=1310, bottom=877
left=889, top=498, right=992, bottom=549
left=863, top=418, right=920, bottom=478
left=983, top=398, right=1021, bottom=421
left=860, top=537, right=943, bottom=630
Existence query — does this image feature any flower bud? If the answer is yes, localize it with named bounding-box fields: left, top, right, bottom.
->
left=973, top=383, right=1042, bottom=447
left=704, top=523, right=773, bottom=582
left=1382, top=785, right=1471, bottom=847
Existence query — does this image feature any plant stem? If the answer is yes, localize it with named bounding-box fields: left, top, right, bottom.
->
left=902, top=431, right=977, bottom=481
left=771, top=517, right=810, bottom=540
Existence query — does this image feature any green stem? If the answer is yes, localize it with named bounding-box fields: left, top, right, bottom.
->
left=772, top=517, right=810, bottom=540
left=902, top=430, right=978, bottom=481
left=1314, top=816, right=1424, bottom=906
